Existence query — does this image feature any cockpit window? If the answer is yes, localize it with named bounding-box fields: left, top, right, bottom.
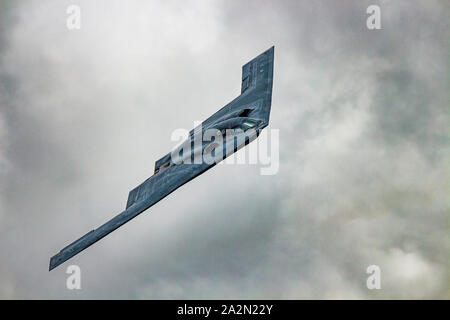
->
left=242, top=119, right=258, bottom=129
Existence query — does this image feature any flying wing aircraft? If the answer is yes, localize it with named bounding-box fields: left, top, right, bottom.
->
left=49, top=46, right=274, bottom=271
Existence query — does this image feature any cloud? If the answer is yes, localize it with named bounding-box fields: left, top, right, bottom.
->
left=0, top=0, right=448, bottom=298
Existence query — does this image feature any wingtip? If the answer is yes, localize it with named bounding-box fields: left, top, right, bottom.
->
left=49, top=254, right=61, bottom=271
left=264, top=46, right=274, bottom=57
left=49, top=257, right=55, bottom=271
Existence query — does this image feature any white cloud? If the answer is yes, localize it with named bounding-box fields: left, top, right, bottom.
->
left=0, top=0, right=448, bottom=299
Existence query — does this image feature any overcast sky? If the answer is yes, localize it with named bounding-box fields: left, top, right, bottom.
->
left=0, top=0, right=448, bottom=299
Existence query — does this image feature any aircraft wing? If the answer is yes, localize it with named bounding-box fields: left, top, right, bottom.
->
left=49, top=46, right=274, bottom=271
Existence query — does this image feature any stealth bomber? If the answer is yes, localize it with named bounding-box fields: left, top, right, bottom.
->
left=49, top=46, right=274, bottom=270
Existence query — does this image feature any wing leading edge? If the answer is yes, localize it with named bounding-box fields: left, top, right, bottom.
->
left=49, top=46, right=274, bottom=271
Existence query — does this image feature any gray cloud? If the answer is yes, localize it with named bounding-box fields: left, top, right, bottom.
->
left=0, top=0, right=448, bottom=299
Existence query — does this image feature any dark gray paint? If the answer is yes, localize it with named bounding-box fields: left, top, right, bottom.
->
left=49, top=46, right=274, bottom=271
